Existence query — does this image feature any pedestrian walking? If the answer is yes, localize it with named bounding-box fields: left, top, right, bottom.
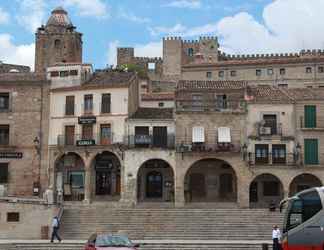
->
left=51, top=216, right=62, bottom=243
left=272, top=225, right=281, bottom=250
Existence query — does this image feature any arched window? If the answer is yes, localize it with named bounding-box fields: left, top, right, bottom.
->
left=188, top=48, right=194, bottom=57
left=54, top=39, right=61, bottom=49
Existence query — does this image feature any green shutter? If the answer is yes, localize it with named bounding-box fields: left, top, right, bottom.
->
left=304, top=105, right=316, bottom=128
left=304, top=139, right=319, bottom=165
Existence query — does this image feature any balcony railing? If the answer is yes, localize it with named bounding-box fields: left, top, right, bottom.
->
left=57, top=133, right=120, bottom=147
left=81, top=103, right=94, bottom=115
left=176, top=142, right=241, bottom=153
left=127, top=134, right=175, bottom=149
left=246, top=153, right=300, bottom=166
left=176, top=100, right=246, bottom=112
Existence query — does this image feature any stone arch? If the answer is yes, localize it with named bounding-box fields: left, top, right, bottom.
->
left=55, top=152, right=85, bottom=201
left=249, top=173, right=284, bottom=208
left=289, top=173, right=322, bottom=196
left=90, top=151, right=122, bottom=200
left=184, top=158, right=237, bottom=203
left=137, top=159, right=175, bottom=202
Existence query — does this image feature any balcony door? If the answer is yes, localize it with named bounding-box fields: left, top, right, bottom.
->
left=263, top=114, right=277, bottom=135
left=135, top=126, right=150, bottom=147
left=65, top=126, right=75, bottom=145
left=100, top=124, right=111, bottom=145
left=82, top=124, right=93, bottom=140
left=255, top=144, right=269, bottom=164
left=153, top=127, right=167, bottom=148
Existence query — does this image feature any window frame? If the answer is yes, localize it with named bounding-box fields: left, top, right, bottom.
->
left=0, top=163, right=8, bottom=184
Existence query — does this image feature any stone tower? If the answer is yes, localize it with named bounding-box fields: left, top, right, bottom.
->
left=35, top=7, right=82, bottom=73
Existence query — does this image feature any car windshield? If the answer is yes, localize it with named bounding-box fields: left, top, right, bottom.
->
left=95, top=235, right=133, bottom=247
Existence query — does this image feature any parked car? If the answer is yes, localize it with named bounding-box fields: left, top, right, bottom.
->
left=84, top=234, right=140, bottom=250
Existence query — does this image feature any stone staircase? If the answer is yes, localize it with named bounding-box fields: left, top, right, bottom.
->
left=60, top=207, right=282, bottom=241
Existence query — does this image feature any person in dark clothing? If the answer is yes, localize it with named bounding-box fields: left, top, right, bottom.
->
left=51, top=216, right=62, bottom=243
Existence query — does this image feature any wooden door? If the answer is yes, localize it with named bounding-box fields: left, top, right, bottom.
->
left=189, top=173, right=206, bottom=199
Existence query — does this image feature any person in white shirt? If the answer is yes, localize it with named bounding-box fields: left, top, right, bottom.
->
left=50, top=216, right=62, bottom=243
left=272, top=225, right=281, bottom=250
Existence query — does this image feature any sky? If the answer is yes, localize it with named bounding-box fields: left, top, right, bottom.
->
left=1, top=0, right=324, bottom=71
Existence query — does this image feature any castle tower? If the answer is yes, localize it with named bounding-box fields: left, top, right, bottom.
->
left=117, top=48, right=134, bottom=66
left=35, top=7, right=82, bottom=73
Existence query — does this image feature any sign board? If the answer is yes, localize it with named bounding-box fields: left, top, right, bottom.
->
left=78, top=116, right=96, bottom=124
left=0, top=152, right=23, bottom=159
left=76, top=139, right=95, bottom=146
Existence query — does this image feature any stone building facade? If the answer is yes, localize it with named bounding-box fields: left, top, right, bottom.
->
left=0, top=62, right=30, bottom=74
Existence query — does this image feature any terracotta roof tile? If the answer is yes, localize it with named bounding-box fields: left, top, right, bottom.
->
left=248, top=86, right=293, bottom=104
left=0, top=73, right=47, bottom=82
left=142, top=92, right=175, bottom=101
left=130, top=108, right=173, bottom=120
left=177, top=80, right=247, bottom=90
left=84, top=71, right=136, bottom=87
left=281, top=88, right=324, bottom=101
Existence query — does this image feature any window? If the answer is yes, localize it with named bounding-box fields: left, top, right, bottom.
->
left=64, top=126, right=75, bottom=145
left=278, top=84, right=288, bottom=88
left=148, top=62, right=156, bottom=71
left=255, top=144, right=269, bottom=164
left=256, top=69, right=262, bottom=76
left=267, top=68, right=274, bottom=75
left=304, top=139, right=319, bottom=165
left=318, top=66, right=324, bottom=73
left=158, top=102, right=164, bottom=107
left=69, top=171, right=84, bottom=188
left=230, top=70, right=236, bottom=77
left=135, top=126, right=150, bottom=147
left=54, top=39, right=61, bottom=49
left=0, top=163, right=8, bottom=184
left=82, top=124, right=93, bottom=140
left=192, top=94, right=203, bottom=111
left=263, top=114, right=277, bottom=135
left=192, top=126, right=205, bottom=143
left=218, top=71, right=224, bottom=78
left=206, top=72, right=212, bottom=78
left=280, top=68, right=286, bottom=75
left=65, top=96, right=75, bottom=116
left=0, top=125, right=9, bottom=145
left=304, top=105, right=316, bottom=128
left=216, top=95, right=227, bottom=109
left=153, top=126, right=168, bottom=148
left=306, top=67, right=312, bottom=73
left=7, top=212, right=19, bottom=222
left=50, top=71, right=59, bottom=77
left=0, top=93, right=9, bottom=111
left=84, top=94, right=93, bottom=114
left=101, top=93, right=111, bottom=114
left=100, top=124, right=111, bottom=145
left=69, top=70, right=78, bottom=76
left=60, top=71, right=69, bottom=77
left=263, top=181, right=279, bottom=196
left=272, top=144, right=286, bottom=164
left=188, top=48, right=194, bottom=57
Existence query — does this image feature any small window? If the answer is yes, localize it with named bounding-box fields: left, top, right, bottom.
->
left=7, top=212, right=19, bottom=222
left=256, top=69, right=262, bottom=76
left=280, top=68, right=286, bottom=75
left=50, top=71, right=59, bottom=77
left=188, top=48, right=194, bottom=57
left=306, top=67, right=312, bottom=74
left=54, top=39, right=61, bottom=49
left=148, top=62, right=156, bottom=71
left=263, top=181, right=279, bottom=196
left=267, top=68, right=273, bottom=75
left=206, top=72, right=212, bottom=78
left=318, top=66, right=324, bottom=73
left=0, top=163, right=8, bottom=184
left=101, top=93, right=111, bottom=114
left=65, top=96, right=75, bottom=116
left=278, top=84, right=288, bottom=88
left=0, top=125, right=9, bottom=145
left=60, top=71, right=69, bottom=77
left=158, top=102, right=164, bottom=107
left=218, top=71, right=224, bottom=78
left=0, top=93, right=9, bottom=111
left=69, top=70, right=78, bottom=76
left=230, top=70, right=236, bottom=77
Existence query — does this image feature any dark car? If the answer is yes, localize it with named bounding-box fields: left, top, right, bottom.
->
left=84, top=234, right=140, bottom=250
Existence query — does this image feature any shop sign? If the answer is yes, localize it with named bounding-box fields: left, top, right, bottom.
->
left=0, top=152, right=23, bottom=159
left=78, top=116, right=96, bottom=124
left=76, top=139, right=95, bottom=146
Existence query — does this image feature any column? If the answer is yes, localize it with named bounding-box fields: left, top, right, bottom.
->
left=174, top=174, right=185, bottom=208
left=84, top=167, right=91, bottom=204
left=237, top=177, right=249, bottom=208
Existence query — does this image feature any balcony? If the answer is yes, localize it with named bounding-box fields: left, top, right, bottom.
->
left=57, top=133, right=120, bottom=147
left=176, top=100, right=246, bottom=113
left=246, top=153, right=299, bottom=166
left=249, top=123, right=295, bottom=141
left=127, top=134, right=175, bottom=149
left=176, top=142, right=241, bottom=154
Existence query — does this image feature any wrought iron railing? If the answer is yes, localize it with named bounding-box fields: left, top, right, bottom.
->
left=176, top=100, right=246, bottom=112
left=127, top=134, right=175, bottom=149
left=246, top=153, right=301, bottom=166
left=176, top=142, right=241, bottom=153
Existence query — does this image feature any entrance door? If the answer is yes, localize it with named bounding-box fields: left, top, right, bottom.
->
left=190, top=173, right=206, bottom=199
left=153, top=127, right=168, bottom=148
left=146, top=171, right=163, bottom=198
left=115, top=173, right=121, bottom=195
left=96, top=171, right=111, bottom=195
left=219, top=173, right=233, bottom=198
left=250, top=181, right=258, bottom=202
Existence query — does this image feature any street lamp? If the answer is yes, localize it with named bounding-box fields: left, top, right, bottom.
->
left=33, top=136, right=41, bottom=196
left=179, top=142, right=186, bottom=160
left=33, top=136, right=40, bottom=155
left=242, top=143, right=248, bottom=161
left=295, top=142, right=301, bottom=164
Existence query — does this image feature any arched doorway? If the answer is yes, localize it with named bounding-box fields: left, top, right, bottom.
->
left=289, top=174, right=322, bottom=196
left=184, top=159, right=237, bottom=203
left=249, top=174, right=284, bottom=208
left=92, top=151, right=121, bottom=200
left=55, top=152, right=85, bottom=201
left=137, top=159, right=174, bottom=202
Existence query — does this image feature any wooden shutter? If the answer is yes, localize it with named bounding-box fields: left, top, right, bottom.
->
left=304, top=139, right=319, bottom=165
left=192, top=127, right=205, bottom=143
left=101, top=94, right=111, bottom=113
left=82, top=124, right=93, bottom=140
left=0, top=163, right=8, bottom=183
left=65, top=96, right=75, bottom=115
left=65, top=126, right=75, bottom=145
left=304, top=105, right=316, bottom=128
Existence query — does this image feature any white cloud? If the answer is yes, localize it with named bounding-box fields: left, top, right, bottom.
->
left=16, top=0, right=46, bottom=33
left=0, top=8, right=10, bottom=25
left=118, top=9, right=150, bottom=24
left=0, top=34, right=35, bottom=70
left=163, top=0, right=201, bottom=9
left=63, top=0, right=109, bottom=18
left=107, top=41, right=162, bottom=66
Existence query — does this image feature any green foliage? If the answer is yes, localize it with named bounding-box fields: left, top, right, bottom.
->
left=117, top=64, right=147, bottom=79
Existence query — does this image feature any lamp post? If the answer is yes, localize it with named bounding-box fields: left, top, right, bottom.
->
left=179, top=142, right=185, bottom=160
left=295, top=142, right=301, bottom=165
left=242, top=143, right=248, bottom=161
left=33, top=136, right=41, bottom=196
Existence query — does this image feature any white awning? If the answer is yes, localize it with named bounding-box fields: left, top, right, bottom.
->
left=192, top=126, right=205, bottom=143
left=218, top=127, right=231, bottom=143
